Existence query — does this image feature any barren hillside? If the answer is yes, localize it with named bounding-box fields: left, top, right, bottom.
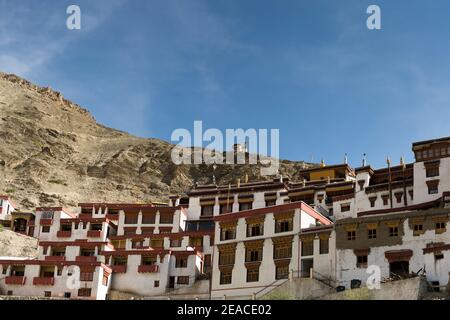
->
left=0, top=72, right=315, bottom=210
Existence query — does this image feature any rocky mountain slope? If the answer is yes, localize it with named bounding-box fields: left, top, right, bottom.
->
left=0, top=228, right=38, bottom=258
left=0, top=72, right=315, bottom=211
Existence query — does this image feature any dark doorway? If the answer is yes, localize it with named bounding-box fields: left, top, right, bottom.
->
left=389, top=261, right=409, bottom=278
left=301, top=258, right=314, bottom=278
left=168, top=276, right=175, bottom=288
left=13, top=218, right=27, bottom=232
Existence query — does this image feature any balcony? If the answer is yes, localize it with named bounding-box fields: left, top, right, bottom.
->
left=45, top=256, right=66, bottom=262
left=5, top=276, right=26, bottom=285
left=33, top=277, right=55, bottom=286
left=111, top=265, right=127, bottom=273
left=76, top=256, right=97, bottom=262
left=57, top=231, right=72, bottom=238
left=87, top=230, right=101, bottom=238
left=138, top=265, right=159, bottom=273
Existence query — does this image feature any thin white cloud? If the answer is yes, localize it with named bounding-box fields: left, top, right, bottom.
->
left=0, top=0, right=127, bottom=78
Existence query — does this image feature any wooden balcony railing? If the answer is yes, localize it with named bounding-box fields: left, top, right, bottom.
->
left=138, top=265, right=159, bottom=273
left=87, top=230, right=101, bottom=238
left=33, top=277, right=55, bottom=286
left=57, top=231, right=72, bottom=238
left=5, top=276, right=26, bottom=285
left=111, top=265, right=127, bottom=273
left=45, top=256, right=66, bottom=262
left=39, top=219, right=53, bottom=226
left=76, top=256, right=97, bottom=262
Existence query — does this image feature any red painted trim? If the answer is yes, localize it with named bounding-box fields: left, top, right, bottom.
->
left=358, top=197, right=443, bottom=217
left=423, top=243, right=450, bottom=254
left=213, top=201, right=332, bottom=226
left=137, top=265, right=159, bottom=273
left=33, top=277, right=54, bottom=286
left=100, top=249, right=170, bottom=257
left=109, top=230, right=214, bottom=241
left=5, top=276, right=26, bottom=285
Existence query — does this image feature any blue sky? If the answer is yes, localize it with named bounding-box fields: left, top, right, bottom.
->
left=1, top=0, right=449, bottom=169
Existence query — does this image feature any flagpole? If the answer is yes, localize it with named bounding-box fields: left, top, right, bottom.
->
left=387, top=156, right=393, bottom=208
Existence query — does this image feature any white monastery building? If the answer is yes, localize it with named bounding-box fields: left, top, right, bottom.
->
left=1, top=136, right=450, bottom=299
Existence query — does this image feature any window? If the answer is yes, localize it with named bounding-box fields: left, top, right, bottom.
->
left=382, top=195, right=389, bottom=206
left=428, top=183, right=439, bottom=195
left=154, top=280, right=159, bottom=287
left=220, top=226, right=236, bottom=241
left=436, top=222, right=446, bottom=234
left=426, top=167, right=439, bottom=178
left=319, top=238, right=329, bottom=254
left=301, top=240, right=314, bottom=256
left=41, top=212, right=54, bottom=219
left=275, top=218, right=293, bottom=233
left=246, top=268, right=259, bottom=282
left=201, top=205, right=214, bottom=217
left=219, top=204, right=232, bottom=214
left=239, top=202, right=252, bottom=211
left=395, top=193, right=403, bottom=203
left=389, top=227, right=399, bottom=237
left=274, top=243, right=292, bottom=259
left=247, top=223, right=263, bottom=237
left=141, top=256, right=156, bottom=266
left=2, top=267, right=7, bottom=275
left=6, top=290, right=13, bottom=296
left=357, top=255, right=368, bottom=268
left=150, top=239, right=163, bottom=248
left=160, top=213, right=174, bottom=224
left=60, top=224, right=72, bottom=231
left=131, top=240, right=143, bottom=249
left=368, top=228, right=377, bottom=239
left=341, top=204, right=350, bottom=212
left=275, top=265, right=289, bottom=280
left=220, top=270, right=232, bottom=285
left=175, top=257, right=188, bottom=268
left=177, top=276, right=189, bottom=285
left=78, top=288, right=92, bottom=297
left=142, top=214, right=155, bottom=224
left=170, top=239, right=182, bottom=247
left=219, top=251, right=235, bottom=265
left=189, top=237, right=203, bottom=247
left=44, top=291, right=51, bottom=297
left=113, top=257, right=127, bottom=266
left=80, top=272, right=94, bottom=282
left=41, top=226, right=50, bottom=233
left=265, top=200, right=276, bottom=207
left=413, top=224, right=423, bottom=236
left=124, top=214, right=138, bottom=224
left=246, top=248, right=263, bottom=262
left=369, top=197, right=377, bottom=208
left=435, top=253, right=444, bottom=261
left=64, top=292, right=71, bottom=299
left=347, top=231, right=356, bottom=241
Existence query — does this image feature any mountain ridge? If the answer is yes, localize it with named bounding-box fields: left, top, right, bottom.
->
left=0, top=72, right=316, bottom=211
